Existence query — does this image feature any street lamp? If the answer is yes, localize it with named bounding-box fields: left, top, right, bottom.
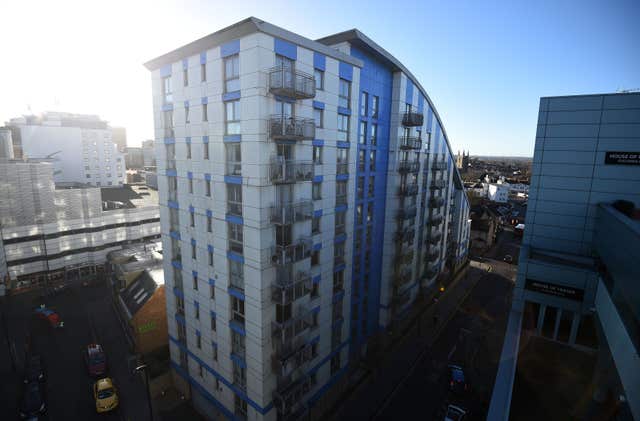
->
left=134, top=363, right=154, bottom=421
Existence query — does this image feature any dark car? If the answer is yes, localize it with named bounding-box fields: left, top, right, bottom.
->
left=447, top=364, right=468, bottom=394
left=84, top=343, right=107, bottom=377
left=24, top=355, right=45, bottom=383
left=19, top=381, right=46, bottom=419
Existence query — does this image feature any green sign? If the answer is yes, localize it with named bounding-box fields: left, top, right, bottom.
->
left=138, top=321, right=157, bottom=333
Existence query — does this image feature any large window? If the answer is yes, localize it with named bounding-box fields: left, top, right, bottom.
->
left=339, top=79, right=351, bottom=109
left=231, top=295, right=245, bottom=325
left=225, top=100, right=241, bottom=135
left=360, top=91, right=368, bottom=116
left=205, top=179, right=211, bottom=197
left=314, top=108, right=323, bottom=128
left=227, top=184, right=242, bottom=216
left=202, top=103, right=208, bottom=122
left=162, top=76, right=172, bottom=103
left=185, top=105, right=190, bottom=124
left=372, top=95, right=379, bottom=118
left=228, top=222, right=243, bottom=255
left=201, top=62, right=206, bottom=82
left=224, top=55, right=240, bottom=92
left=337, top=149, right=349, bottom=174
left=371, top=124, right=378, bottom=146
left=312, top=182, right=322, bottom=200
left=163, top=110, right=174, bottom=138
left=336, top=180, right=347, bottom=204
left=183, top=68, right=188, bottom=87
left=337, top=114, right=349, bottom=141
left=314, top=69, right=324, bottom=90
left=226, top=143, right=242, bottom=176
left=229, top=259, right=244, bottom=290
left=359, top=121, right=367, bottom=144
left=313, top=145, right=322, bottom=165
left=335, top=211, right=346, bottom=235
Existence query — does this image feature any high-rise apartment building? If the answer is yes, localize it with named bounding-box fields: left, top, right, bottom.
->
left=5, top=112, right=126, bottom=187
left=145, top=17, right=470, bottom=420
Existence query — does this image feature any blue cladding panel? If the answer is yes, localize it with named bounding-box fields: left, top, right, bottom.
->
left=229, top=320, right=246, bottom=336
left=337, top=106, right=352, bottom=116
left=203, top=135, right=209, bottom=143
left=188, top=205, right=195, bottom=213
left=228, top=286, right=245, bottom=301
left=187, top=171, right=193, bottom=180
left=222, top=91, right=241, bottom=102
left=220, top=39, right=240, bottom=58
left=184, top=100, right=189, bottom=107
left=223, top=135, right=241, bottom=143
left=208, top=278, right=215, bottom=286
left=164, top=138, right=175, bottom=144
left=312, top=139, right=324, bottom=146
left=312, top=275, right=321, bottom=284
left=230, top=353, right=247, bottom=368
left=313, top=209, right=323, bottom=217
left=313, top=101, right=325, bottom=110
left=206, top=209, right=213, bottom=217
left=337, top=141, right=351, bottom=149
left=207, top=244, right=214, bottom=253
left=173, top=287, right=184, bottom=299
left=226, top=214, right=243, bottom=225
left=162, top=103, right=173, bottom=111
left=336, top=174, right=349, bottom=181
left=160, top=64, right=172, bottom=77
left=405, top=79, right=414, bottom=104
left=200, top=52, right=206, bottom=64
left=201, top=97, right=208, bottom=105
left=224, top=175, right=242, bottom=185
left=274, top=38, right=297, bottom=60
left=314, top=52, right=326, bottom=70
left=227, top=251, right=245, bottom=264
left=339, top=62, right=353, bottom=81
left=204, top=173, right=212, bottom=181
left=166, top=169, right=177, bottom=177
left=313, top=175, right=323, bottom=183
left=418, top=95, right=424, bottom=112
left=168, top=201, right=179, bottom=209
left=313, top=243, right=322, bottom=251
left=186, top=136, right=192, bottom=144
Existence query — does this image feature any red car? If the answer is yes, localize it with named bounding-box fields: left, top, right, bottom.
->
left=84, top=344, right=107, bottom=377
left=34, top=306, right=63, bottom=328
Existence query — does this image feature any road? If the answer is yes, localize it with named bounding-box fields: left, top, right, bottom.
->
left=0, top=280, right=150, bottom=421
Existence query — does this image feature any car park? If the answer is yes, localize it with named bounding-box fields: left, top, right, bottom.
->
left=34, top=305, right=63, bottom=328
left=93, top=377, right=119, bottom=413
left=447, top=364, right=468, bottom=395
left=84, top=343, right=107, bottom=377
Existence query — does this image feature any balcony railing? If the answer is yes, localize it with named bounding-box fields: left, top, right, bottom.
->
left=396, top=205, right=417, bottom=220
left=272, top=307, right=311, bottom=349
left=394, top=227, right=415, bottom=243
left=432, top=161, right=447, bottom=171
left=272, top=271, right=312, bottom=306
left=431, top=179, right=446, bottom=189
left=427, top=230, right=443, bottom=244
left=272, top=335, right=314, bottom=378
left=273, top=373, right=313, bottom=419
left=402, top=109, right=424, bottom=127
left=270, top=201, right=313, bottom=225
left=398, top=159, right=420, bottom=173
left=270, top=159, right=314, bottom=184
left=168, top=189, right=177, bottom=202
left=395, top=249, right=414, bottom=266
left=268, top=66, right=316, bottom=99
left=398, top=136, right=422, bottom=150
left=398, top=183, right=419, bottom=197
left=430, top=215, right=444, bottom=226
left=269, top=115, right=315, bottom=141
left=272, top=238, right=312, bottom=266
left=335, top=193, right=348, bottom=206
left=336, top=162, right=349, bottom=175
left=394, top=266, right=412, bottom=286
left=429, top=197, right=445, bottom=209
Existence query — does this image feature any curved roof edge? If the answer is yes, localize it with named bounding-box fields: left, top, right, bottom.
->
left=144, top=17, right=363, bottom=71
left=316, top=29, right=466, bottom=191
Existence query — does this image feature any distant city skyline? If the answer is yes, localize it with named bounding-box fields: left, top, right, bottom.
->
left=1, top=0, right=638, bottom=155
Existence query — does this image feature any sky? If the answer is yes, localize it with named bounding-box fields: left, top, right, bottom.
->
left=0, top=0, right=638, bottom=156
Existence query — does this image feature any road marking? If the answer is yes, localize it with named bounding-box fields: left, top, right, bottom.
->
left=447, top=344, right=457, bottom=360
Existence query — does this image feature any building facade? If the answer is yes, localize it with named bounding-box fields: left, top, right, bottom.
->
left=146, top=17, right=470, bottom=421
left=455, top=150, right=469, bottom=173
left=489, top=93, right=640, bottom=420
left=5, top=112, right=126, bottom=187
left=143, top=139, right=157, bottom=168
left=0, top=160, right=161, bottom=291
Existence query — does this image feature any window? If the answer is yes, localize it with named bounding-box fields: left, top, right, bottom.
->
left=163, top=110, right=174, bottom=137
left=185, top=105, right=190, bottom=123
left=213, top=343, right=218, bottom=361
left=310, top=250, right=319, bottom=267
left=183, top=68, right=188, bottom=87
left=311, top=282, right=319, bottom=298
left=231, top=295, right=245, bottom=325
left=369, top=176, right=375, bottom=197
left=359, top=121, right=367, bottom=144
left=339, top=79, right=351, bottom=109
left=228, top=222, right=243, bottom=255
left=330, top=352, right=341, bottom=374
left=205, top=179, right=211, bottom=197
left=193, top=274, right=198, bottom=290
left=208, top=249, right=214, bottom=267
left=334, top=243, right=345, bottom=268
left=210, top=283, right=215, bottom=300
left=336, top=180, right=347, bottom=204
left=162, top=76, right=172, bottom=103
left=186, top=142, right=192, bottom=159
left=201, top=62, right=206, bottom=82
left=211, top=313, right=216, bottom=331
left=314, top=69, right=324, bottom=90
left=358, top=150, right=365, bottom=171
left=189, top=178, right=193, bottom=194
left=202, top=103, right=208, bottom=122
left=204, top=142, right=209, bottom=160
left=192, top=241, right=197, bottom=260
left=227, top=184, right=242, bottom=216
left=313, top=108, right=323, bottom=129
left=335, top=210, right=346, bottom=234
left=337, top=114, right=349, bottom=141
left=196, top=334, right=201, bottom=349
left=86, top=174, right=91, bottom=178
left=312, top=216, right=320, bottom=234
left=207, top=214, right=212, bottom=232
left=226, top=143, right=241, bottom=176
left=224, top=55, right=240, bottom=92
left=234, top=395, right=247, bottom=418
left=337, top=149, right=349, bottom=175
left=313, top=145, right=322, bottom=165
left=229, top=259, right=244, bottom=290
left=312, top=182, right=322, bottom=200
left=195, top=304, right=200, bottom=320
left=231, top=330, right=245, bottom=356
left=190, top=211, right=195, bottom=227
left=369, top=150, right=376, bottom=171
left=372, top=95, right=379, bottom=118
left=367, top=202, right=373, bottom=223
left=357, top=177, right=364, bottom=199
left=360, top=92, right=368, bottom=116
left=225, top=100, right=241, bottom=135
left=356, top=204, right=363, bottom=225
left=371, top=124, right=378, bottom=146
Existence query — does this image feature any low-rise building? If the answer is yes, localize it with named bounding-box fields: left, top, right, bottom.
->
left=469, top=205, right=498, bottom=252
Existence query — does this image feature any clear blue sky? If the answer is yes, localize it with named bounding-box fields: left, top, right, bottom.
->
left=1, top=0, right=638, bottom=156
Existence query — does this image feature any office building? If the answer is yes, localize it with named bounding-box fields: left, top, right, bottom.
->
left=490, top=93, right=640, bottom=420
left=145, top=17, right=470, bottom=420
left=0, top=159, right=160, bottom=291
left=125, top=146, right=145, bottom=169
left=112, top=126, right=128, bottom=152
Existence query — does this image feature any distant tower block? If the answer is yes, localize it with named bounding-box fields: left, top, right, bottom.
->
left=456, top=150, right=470, bottom=173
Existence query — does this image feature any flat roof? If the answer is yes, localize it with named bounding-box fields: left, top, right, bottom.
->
left=101, top=184, right=158, bottom=209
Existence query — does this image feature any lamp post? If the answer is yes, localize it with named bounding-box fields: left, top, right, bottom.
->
left=134, top=363, right=154, bottom=421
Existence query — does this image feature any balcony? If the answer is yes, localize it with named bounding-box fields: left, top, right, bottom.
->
left=270, top=201, right=313, bottom=225
left=431, top=179, right=446, bottom=189
left=399, top=136, right=422, bottom=150
left=396, top=205, right=417, bottom=220
left=272, top=335, right=314, bottom=378
left=432, top=161, right=447, bottom=171
left=427, top=230, right=443, bottom=244
left=168, top=189, right=177, bottom=202
left=272, top=238, right=312, bottom=266
left=270, top=159, right=314, bottom=184
left=394, top=266, right=412, bottom=286
left=395, top=249, right=414, bottom=266
left=430, top=215, right=444, bottom=226
left=273, top=373, right=313, bottom=419
left=336, top=162, right=349, bottom=175
left=272, top=271, right=311, bottom=305
left=269, top=115, right=315, bottom=141
left=402, top=110, right=424, bottom=127
left=398, top=159, right=420, bottom=174
left=429, top=197, right=445, bottom=209
left=272, top=307, right=311, bottom=350
left=426, top=250, right=440, bottom=263
left=268, top=66, right=316, bottom=99
left=394, top=227, right=415, bottom=243
left=392, top=290, right=411, bottom=308
left=398, top=183, right=419, bottom=197
left=166, top=159, right=176, bottom=171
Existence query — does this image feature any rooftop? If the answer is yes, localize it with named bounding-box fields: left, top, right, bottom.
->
left=120, top=268, right=165, bottom=318
left=100, top=184, right=158, bottom=209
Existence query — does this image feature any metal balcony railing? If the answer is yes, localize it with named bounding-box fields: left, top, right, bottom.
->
left=430, top=215, right=444, bottom=226
left=431, top=179, right=446, bottom=189
left=396, top=205, right=417, bottom=220
left=398, top=183, right=419, bottom=197
left=394, top=227, right=415, bottom=243
left=272, top=335, right=314, bottom=378
left=398, top=136, right=422, bottom=150
left=272, top=308, right=311, bottom=350
left=268, top=66, right=316, bottom=99
left=336, top=162, right=349, bottom=175
left=272, top=238, right=312, bottom=266
left=432, top=161, right=447, bottom=171
left=270, top=159, right=314, bottom=184
left=398, top=159, right=420, bottom=173
left=269, top=115, right=315, bottom=141
left=429, top=197, right=445, bottom=209
left=272, top=271, right=312, bottom=306
left=270, top=201, right=313, bottom=225
left=427, top=230, right=443, bottom=245
left=394, top=267, right=412, bottom=286
left=273, top=373, right=313, bottom=419
left=426, top=250, right=440, bottom=263
left=395, top=249, right=414, bottom=266
left=402, top=110, right=424, bottom=127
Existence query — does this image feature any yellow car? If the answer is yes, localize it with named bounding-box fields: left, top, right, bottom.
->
left=93, top=377, right=119, bottom=413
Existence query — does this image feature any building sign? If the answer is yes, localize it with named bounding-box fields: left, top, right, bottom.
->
left=605, top=151, right=640, bottom=165
left=137, top=321, right=156, bottom=334
left=525, top=279, right=584, bottom=301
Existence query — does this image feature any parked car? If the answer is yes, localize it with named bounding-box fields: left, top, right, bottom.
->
left=444, top=404, right=467, bottom=421
left=19, top=381, right=46, bottom=419
left=24, top=354, right=45, bottom=383
left=84, top=343, right=107, bottom=377
left=34, top=305, right=63, bottom=328
left=447, top=364, right=468, bottom=394
left=93, top=377, right=119, bottom=413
